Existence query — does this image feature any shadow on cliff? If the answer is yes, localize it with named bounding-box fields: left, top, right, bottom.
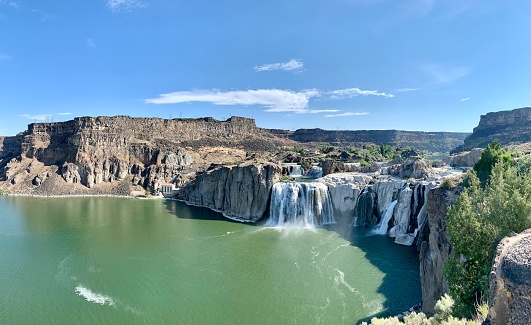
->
left=323, top=223, right=421, bottom=324
left=163, top=199, right=256, bottom=225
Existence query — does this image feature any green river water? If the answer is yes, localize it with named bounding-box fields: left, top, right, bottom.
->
left=0, top=196, right=420, bottom=324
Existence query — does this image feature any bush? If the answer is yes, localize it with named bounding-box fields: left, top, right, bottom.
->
left=473, top=141, right=514, bottom=186
left=320, top=146, right=335, bottom=154
left=444, top=162, right=531, bottom=316
left=440, top=177, right=456, bottom=190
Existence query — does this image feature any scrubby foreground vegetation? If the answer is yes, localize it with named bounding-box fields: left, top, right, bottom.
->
left=365, top=142, right=531, bottom=323
left=444, top=142, right=531, bottom=316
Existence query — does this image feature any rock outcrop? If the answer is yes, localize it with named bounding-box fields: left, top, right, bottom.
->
left=444, top=148, right=483, bottom=167
left=456, top=107, right=531, bottom=152
left=391, top=157, right=432, bottom=179
left=419, top=185, right=461, bottom=315
left=175, top=162, right=282, bottom=222
left=0, top=116, right=288, bottom=195
left=489, top=229, right=531, bottom=325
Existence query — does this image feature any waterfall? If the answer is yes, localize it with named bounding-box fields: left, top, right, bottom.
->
left=266, top=182, right=335, bottom=227
left=289, top=165, right=303, bottom=177
left=374, top=200, right=397, bottom=235
left=305, top=166, right=323, bottom=178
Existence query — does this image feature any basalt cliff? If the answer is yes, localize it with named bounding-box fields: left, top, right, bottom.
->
left=0, top=116, right=287, bottom=197
left=454, top=107, right=531, bottom=152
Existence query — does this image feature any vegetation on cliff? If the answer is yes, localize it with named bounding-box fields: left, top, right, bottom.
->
left=444, top=145, right=531, bottom=316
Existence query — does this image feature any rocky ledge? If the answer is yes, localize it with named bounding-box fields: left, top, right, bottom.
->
left=489, top=229, right=531, bottom=325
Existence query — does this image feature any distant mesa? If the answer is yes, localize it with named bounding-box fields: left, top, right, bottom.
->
left=454, top=107, right=531, bottom=153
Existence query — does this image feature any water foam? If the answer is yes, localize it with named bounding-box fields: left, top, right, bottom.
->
left=75, top=285, right=115, bottom=306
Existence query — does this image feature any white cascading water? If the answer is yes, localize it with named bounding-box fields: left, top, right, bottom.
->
left=266, top=182, right=335, bottom=227
left=289, top=165, right=303, bottom=177
left=374, top=200, right=398, bottom=235
left=305, top=166, right=323, bottom=178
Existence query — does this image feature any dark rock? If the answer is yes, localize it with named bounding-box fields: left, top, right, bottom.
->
left=489, top=229, right=531, bottom=325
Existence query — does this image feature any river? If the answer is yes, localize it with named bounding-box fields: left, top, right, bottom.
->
left=0, top=196, right=420, bottom=324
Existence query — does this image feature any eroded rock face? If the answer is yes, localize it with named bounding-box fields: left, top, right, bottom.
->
left=0, top=116, right=286, bottom=195
left=444, top=148, right=483, bottom=167
left=419, top=186, right=460, bottom=315
left=392, top=157, right=432, bottom=179
left=457, top=107, right=531, bottom=152
left=489, top=229, right=531, bottom=325
left=318, top=173, right=371, bottom=223
left=176, top=162, right=282, bottom=221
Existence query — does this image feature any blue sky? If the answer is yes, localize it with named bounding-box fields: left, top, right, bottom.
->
left=0, top=0, right=530, bottom=135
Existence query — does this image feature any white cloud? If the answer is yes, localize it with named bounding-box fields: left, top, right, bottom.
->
left=460, top=98, right=470, bottom=102
left=328, top=87, right=394, bottom=98
left=421, top=63, right=470, bottom=84
left=146, top=86, right=393, bottom=114
left=86, top=39, right=96, bottom=48
left=0, top=53, right=10, bottom=60
left=324, top=112, right=369, bottom=118
left=307, top=109, right=340, bottom=114
left=106, top=0, right=145, bottom=12
left=146, top=89, right=312, bottom=113
left=56, top=112, right=73, bottom=115
left=395, top=87, right=419, bottom=92
left=254, top=59, right=304, bottom=72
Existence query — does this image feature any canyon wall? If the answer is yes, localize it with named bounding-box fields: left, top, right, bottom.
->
left=456, top=107, right=531, bottom=152
left=0, top=116, right=287, bottom=195
left=175, top=162, right=281, bottom=222
left=287, top=129, right=468, bottom=153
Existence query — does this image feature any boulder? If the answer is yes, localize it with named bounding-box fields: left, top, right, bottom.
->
left=489, top=229, right=531, bottom=325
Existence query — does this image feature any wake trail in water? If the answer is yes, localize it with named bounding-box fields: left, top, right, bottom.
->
left=75, top=284, right=142, bottom=314
left=75, top=285, right=115, bottom=306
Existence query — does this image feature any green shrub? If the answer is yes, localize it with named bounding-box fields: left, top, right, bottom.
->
left=320, top=146, right=335, bottom=154
left=444, top=162, right=531, bottom=316
left=473, top=141, right=514, bottom=186
left=440, top=177, right=457, bottom=190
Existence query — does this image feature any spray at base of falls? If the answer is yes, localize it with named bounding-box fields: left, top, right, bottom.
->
left=266, top=182, right=335, bottom=227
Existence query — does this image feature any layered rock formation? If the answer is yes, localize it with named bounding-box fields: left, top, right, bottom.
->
left=0, top=116, right=288, bottom=195
left=419, top=186, right=460, bottom=314
left=456, top=107, right=531, bottom=152
left=444, top=148, right=482, bottom=167
left=175, top=162, right=281, bottom=222
left=287, top=129, right=468, bottom=152
left=489, top=229, right=531, bottom=325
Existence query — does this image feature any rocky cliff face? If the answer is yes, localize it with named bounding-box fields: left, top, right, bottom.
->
left=457, top=107, right=531, bottom=152
left=176, top=162, right=282, bottom=221
left=0, top=116, right=287, bottom=195
left=444, top=148, right=482, bottom=167
left=419, top=185, right=461, bottom=314
left=287, top=129, right=468, bottom=152
left=489, top=229, right=531, bottom=325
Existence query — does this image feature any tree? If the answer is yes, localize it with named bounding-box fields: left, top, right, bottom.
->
left=473, top=141, right=514, bottom=186
left=444, top=162, right=531, bottom=316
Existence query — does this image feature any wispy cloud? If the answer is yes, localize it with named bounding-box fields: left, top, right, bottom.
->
left=106, top=0, right=145, bottom=12
left=324, top=112, right=369, bottom=118
left=421, top=63, right=470, bottom=84
left=86, top=38, right=96, bottom=48
left=56, top=112, right=73, bottom=115
left=395, top=87, right=419, bottom=93
left=146, top=89, right=310, bottom=113
left=307, top=109, right=340, bottom=114
left=460, top=98, right=470, bottom=102
left=328, top=87, right=394, bottom=98
left=0, top=53, right=10, bottom=60
left=254, top=59, right=304, bottom=72
left=18, top=114, right=53, bottom=121
left=146, top=87, right=393, bottom=114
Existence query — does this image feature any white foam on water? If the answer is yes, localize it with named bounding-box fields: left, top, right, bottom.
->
left=75, top=285, right=115, bottom=306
